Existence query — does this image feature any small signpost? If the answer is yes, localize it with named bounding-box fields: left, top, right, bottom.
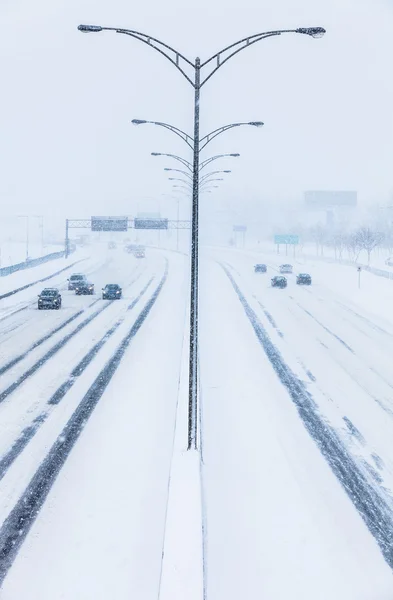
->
left=357, top=265, right=362, bottom=289
left=274, top=234, right=299, bottom=256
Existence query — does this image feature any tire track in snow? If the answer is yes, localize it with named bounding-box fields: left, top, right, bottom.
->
left=0, top=275, right=156, bottom=482
left=0, top=298, right=101, bottom=376
left=221, top=262, right=393, bottom=571
left=0, top=269, right=145, bottom=404
left=0, top=263, right=168, bottom=582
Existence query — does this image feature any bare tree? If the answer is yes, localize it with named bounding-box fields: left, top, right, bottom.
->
left=331, top=231, right=347, bottom=260
left=354, top=227, right=384, bottom=264
left=345, top=232, right=362, bottom=262
left=310, top=224, right=328, bottom=256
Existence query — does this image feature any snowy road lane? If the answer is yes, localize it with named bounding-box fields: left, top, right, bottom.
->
left=219, top=251, right=393, bottom=498
left=199, top=258, right=393, bottom=600
left=0, top=251, right=189, bottom=599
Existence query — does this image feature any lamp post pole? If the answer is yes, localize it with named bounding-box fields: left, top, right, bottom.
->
left=78, top=23, right=326, bottom=449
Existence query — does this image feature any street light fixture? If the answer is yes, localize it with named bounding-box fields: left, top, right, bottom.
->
left=133, top=119, right=263, bottom=152
left=78, top=22, right=326, bottom=451
left=164, top=168, right=193, bottom=180
left=199, top=170, right=231, bottom=183
left=154, top=152, right=240, bottom=173
left=151, top=152, right=192, bottom=171
left=199, top=154, right=240, bottom=171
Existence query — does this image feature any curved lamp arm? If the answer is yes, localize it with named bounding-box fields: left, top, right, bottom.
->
left=200, top=27, right=326, bottom=87
left=199, top=122, right=263, bottom=151
left=78, top=25, right=195, bottom=86
left=199, top=154, right=240, bottom=172
left=199, top=170, right=231, bottom=183
left=164, top=168, right=193, bottom=180
left=152, top=153, right=193, bottom=172
left=132, top=120, right=194, bottom=150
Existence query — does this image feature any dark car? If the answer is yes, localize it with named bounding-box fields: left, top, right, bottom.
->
left=75, top=281, right=95, bottom=295
left=102, top=284, right=122, bottom=300
left=68, top=274, right=87, bottom=290
left=296, top=273, right=312, bottom=285
left=271, top=276, right=287, bottom=288
left=38, top=288, right=62, bottom=310
left=254, top=264, right=267, bottom=273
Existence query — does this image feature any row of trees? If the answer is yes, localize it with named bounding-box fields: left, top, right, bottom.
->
left=300, top=225, right=386, bottom=264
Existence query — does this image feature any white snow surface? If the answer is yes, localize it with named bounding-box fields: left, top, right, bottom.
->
left=0, top=242, right=63, bottom=268
left=0, top=249, right=190, bottom=599
left=199, top=250, right=393, bottom=599
left=1, top=245, right=393, bottom=598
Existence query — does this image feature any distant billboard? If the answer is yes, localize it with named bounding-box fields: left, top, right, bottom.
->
left=91, top=216, right=128, bottom=232
left=134, top=218, right=168, bottom=230
left=274, top=234, right=299, bottom=245
left=305, top=191, right=357, bottom=209
left=233, top=225, right=247, bottom=232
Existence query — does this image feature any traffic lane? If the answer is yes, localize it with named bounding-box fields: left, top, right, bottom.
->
left=199, top=258, right=393, bottom=600
left=226, top=260, right=393, bottom=498
left=0, top=250, right=146, bottom=366
left=0, top=251, right=189, bottom=600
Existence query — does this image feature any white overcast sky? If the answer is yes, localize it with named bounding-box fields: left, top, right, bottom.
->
left=1, top=0, right=393, bottom=225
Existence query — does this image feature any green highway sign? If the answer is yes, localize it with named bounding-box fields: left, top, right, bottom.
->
left=274, top=234, right=299, bottom=245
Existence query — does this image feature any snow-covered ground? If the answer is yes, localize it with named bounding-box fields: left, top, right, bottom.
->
left=0, top=246, right=190, bottom=599
left=1, top=244, right=393, bottom=598
left=199, top=247, right=393, bottom=598
left=0, top=241, right=63, bottom=268
left=247, top=239, right=393, bottom=272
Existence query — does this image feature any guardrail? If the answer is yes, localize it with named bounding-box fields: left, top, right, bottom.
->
left=0, top=249, right=69, bottom=278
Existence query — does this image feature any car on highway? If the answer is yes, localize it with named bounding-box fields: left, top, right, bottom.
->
left=134, top=249, right=145, bottom=258
left=68, top=273, right=87, bottom=290
left=38, top=288, right=62, bottom=310
left=254, top=264, right=267, bottom=273
left=271, top=276, right=287, bottom=288
left=296, top=273, right=312, bottom=285
left=279, top=264, right=293, bottom=274
left=102, top=284, right=122, bottom=300
left=75, top=281, right=95, bottom=295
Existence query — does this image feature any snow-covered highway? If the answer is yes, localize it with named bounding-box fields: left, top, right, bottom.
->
left=1, top=245, right=393, bottom=598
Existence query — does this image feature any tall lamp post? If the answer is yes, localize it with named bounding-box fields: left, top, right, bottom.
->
left=78, top=23, right=326, bottom=450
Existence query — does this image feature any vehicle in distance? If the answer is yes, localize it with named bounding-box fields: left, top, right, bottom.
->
left=108, top=241, right=117, bottom=250
left=385, top=257, right=393, bottom=267
left=68, top=274, right=87, bottom=290
left=134, top=249, right=145, bottom=258
left=102, top=284, right=122, bottom=299
left=271, top=276, right=287, bottom=288
left=254, top=264, right=267, bottom=273
left=296, top=273, right=312, bottom=285
left=75, top=281, right=95, bottom=295
left=279, top=264, right=293, bottom=274
left=38, top=288, right=62, bottom=310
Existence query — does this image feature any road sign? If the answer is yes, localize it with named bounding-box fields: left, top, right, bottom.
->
left=274, top=234, right=299, bottom=245
left=305, top=190, right=357, bottom=208
left=91, top=216, right=128, bottom=232
left=233, top=225, right=247, bottom=232
left=134, top=218, right=168, bottom=230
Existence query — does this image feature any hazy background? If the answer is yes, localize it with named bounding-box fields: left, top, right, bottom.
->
left=1, top=0, right=393, bottom=242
